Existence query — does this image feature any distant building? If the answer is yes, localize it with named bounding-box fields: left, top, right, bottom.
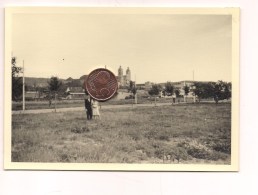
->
left=144, top=81, right=153, bottom=91
left=174, top=81, right=195, bottom=97
left=25, top=91, right=40, bottom=100
left=66, top=87, right=85, bottom=99
left=117, top=66, right=131, bottom=87
left=136, top=83, right=145, bottom=89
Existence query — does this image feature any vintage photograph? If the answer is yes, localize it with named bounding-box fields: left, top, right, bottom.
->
left=4, top=8, right=239, bottom=171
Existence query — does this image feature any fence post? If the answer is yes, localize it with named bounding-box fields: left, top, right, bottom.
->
left=54, top=93, right=57, bottom=112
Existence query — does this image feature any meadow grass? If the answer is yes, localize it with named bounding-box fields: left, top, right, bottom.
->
left=12, top=97, right=196, bottom=110
left=11, top=103, right=231, bottom=164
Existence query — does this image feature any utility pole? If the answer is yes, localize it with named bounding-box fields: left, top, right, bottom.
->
left=193, top=70, right=195, bottom=81
left=184, top=81, right=186, bottom=103
left=54, top=92, right=57, bottom=112
left=134, top=75, right=137, bottom=104
left=22, top=60, right=25, bottom=111
left=193, top=70, right=196, bottom=103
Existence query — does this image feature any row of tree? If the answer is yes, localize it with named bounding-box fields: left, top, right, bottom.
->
left=148, top=82, right=189, bottom=97
left=147, top=81, right=231, bottom=103
left=12, top=57, right=63, bottom=101
left=194, top=81, right=231, bottom=103
left=12, top=57, right=231, bottom=103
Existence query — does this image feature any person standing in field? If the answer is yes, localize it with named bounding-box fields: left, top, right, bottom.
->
left=84, top=95, right=92, bottom=120
left=92, top=99, right=100, bottom=119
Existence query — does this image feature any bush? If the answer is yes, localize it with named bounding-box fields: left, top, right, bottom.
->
left=169, top=147, right=188, bottom=163
left=178, top=140, right=230, bottom=161
left=187, top=146, right=211, bottom=159
left=71, top=126, right=90, bottom=133
left=152, top=142, right=188, bottom=163
left=178, top=140, right=212, bottom=159
left=212, top=141, right=231, bottom=154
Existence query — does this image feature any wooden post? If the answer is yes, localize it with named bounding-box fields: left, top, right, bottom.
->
left=22, top=60, right=25, bottom=111
left=54, top=93, right=57, bottom=112
left=134, top=75, right=137, bottom=104
left=193, top=86, right=196, bottom=103
left=193, top=71, right=196, bottom=103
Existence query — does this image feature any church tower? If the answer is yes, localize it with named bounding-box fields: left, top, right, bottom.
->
left=118, top=66, right=124, bottom=85
left=126, top=67, right=131, bottom=81
left=126, top=67, right=131, bottom=85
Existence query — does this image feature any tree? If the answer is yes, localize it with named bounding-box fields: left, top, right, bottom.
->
left=148, top=84, right=162, bottom=96
left=48, top=76, right=63, bottom=111
left=223, top=82, right=231, bottom=100
left=183, top=85, right=190, bottom=96
left=11, top=57, right=23, bottom=101
left=193, top=82, right=214, bottom=102
left=183, top=85, right=190, bottom=102
left=213, top=81, right=231, bottom=103
left=174, top=89, right=180, bottom=97
left=194, top=81, right=232, bottom=103
left=128, top=81, right=137, bottom=97
left=48, top=76, right=63, bottom=93
left=164, top=82, right=174, bottom=96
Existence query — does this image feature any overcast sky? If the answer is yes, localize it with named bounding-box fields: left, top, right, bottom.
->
left=12, top=13, right=232, bottom=83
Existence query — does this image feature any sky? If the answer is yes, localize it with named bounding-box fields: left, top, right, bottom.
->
left=12, top=13, right=232, bottom=83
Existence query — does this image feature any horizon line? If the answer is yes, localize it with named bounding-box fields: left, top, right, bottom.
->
left=22, top=76, right=231, bottom=84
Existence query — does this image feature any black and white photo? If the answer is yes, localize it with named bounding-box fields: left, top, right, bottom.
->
left=4, top=7, right=239, bottom=171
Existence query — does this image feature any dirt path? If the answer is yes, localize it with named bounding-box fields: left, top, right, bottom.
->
left=12, top=102, right=174, bottom=115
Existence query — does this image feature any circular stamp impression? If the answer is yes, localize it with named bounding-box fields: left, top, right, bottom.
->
left=85, top=68, right=118, bottom=101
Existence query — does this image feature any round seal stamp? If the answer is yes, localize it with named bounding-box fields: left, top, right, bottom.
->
left=85, top=68, right=118, bottom=101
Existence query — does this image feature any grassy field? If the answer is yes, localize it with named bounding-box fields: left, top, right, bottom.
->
left=12, top=97, right=198, bottom=110
left=11, top=103, right=231, bottom=164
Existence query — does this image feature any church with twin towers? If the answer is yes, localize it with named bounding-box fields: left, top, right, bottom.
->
left=117, top=66, right=131, bottom=87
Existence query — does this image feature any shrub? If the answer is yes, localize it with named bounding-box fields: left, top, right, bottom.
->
left=169, top=147, right=188, bottom=163
left=178, top=140, right=212, bottom=159
left=71, top=126, right=90, bottom=133
left=159, top=135, right=170, bottom=141
left=208, top=151, right=228, bottom=161
left=187, top=146, right=211, bottom=159
left=212, top=141, right=231, bottom=154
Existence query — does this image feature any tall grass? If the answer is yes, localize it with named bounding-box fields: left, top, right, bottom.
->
left=12, top=103, right=231, bottom=164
